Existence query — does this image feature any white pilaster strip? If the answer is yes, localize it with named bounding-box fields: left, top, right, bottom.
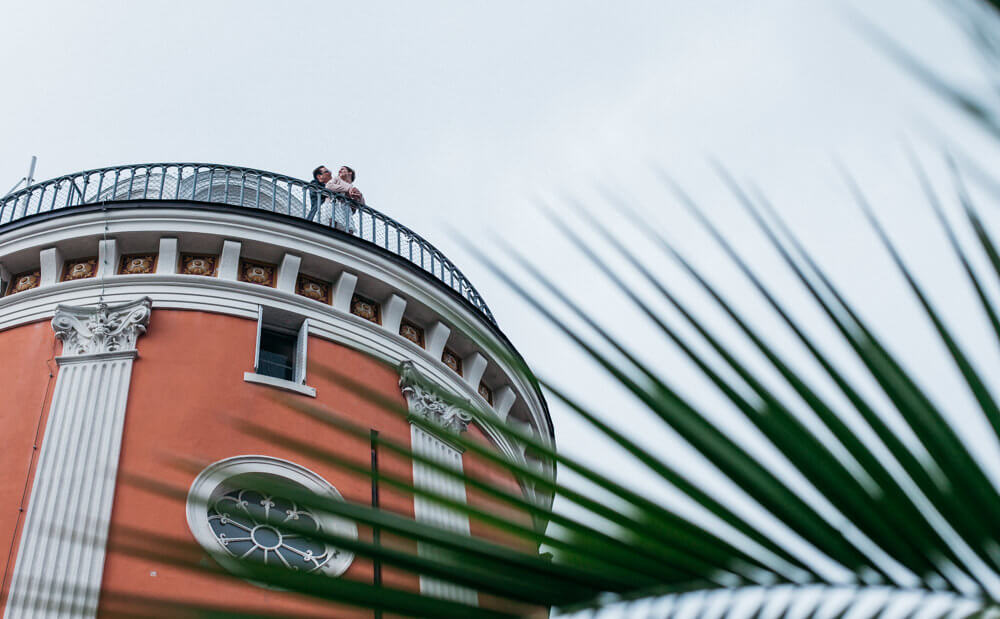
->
left=462, top=352, right=487, bottom=390
left=217, top=240, right=241, bottom=280
left=39, top=247, right=64, bottom=287
left=332, top=272, right=358, bottom=312
left=97, top=238, right=118, bottom=279
left=155, top=237, right=178, bottom=274
left=275, top=253, right=301, bottom=293
left=493, top=386, right=517, bottom=422
left=3, top=298, right=152, bottom=619
left=399, top=362, right=477, bottom=606
left=381, top=293, right=407, bottom=335
left=425, top=321, right=451, bottom=360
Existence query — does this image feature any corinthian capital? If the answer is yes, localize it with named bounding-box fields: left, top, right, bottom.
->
left=398, top=361, right=472, bottom=434
left=52, top=297, right=152, bottom=357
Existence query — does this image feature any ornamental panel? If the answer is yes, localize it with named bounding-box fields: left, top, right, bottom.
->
left=478, top=382, right=493, bottom=405
left=399, top=320, right=425, bottom=347
left=350, top=293, right=381, bottom=324
left=179, top=254, right=218, bottom=276
left=61, top=257, right=98, bottom=281
left=118, top=253, right=157, bottom=275
left=295, top=274, right=331, bottom=304
left=239, top=259, right=276, bottom=287
left=5, top=270, right=40, bottom=296
left=442, top=348, right=463, bottom=376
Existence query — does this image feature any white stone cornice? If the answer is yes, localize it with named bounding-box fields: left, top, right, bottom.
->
left=399, top=361, right=472, bottom=435
left=0, top=206, right=553, bottom=479
left=52, top=297, right=151, bottom=357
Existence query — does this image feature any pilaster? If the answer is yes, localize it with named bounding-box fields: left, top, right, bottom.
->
left=399, top=361, right=478, bottom=605
left=4, top=297, right=152, bottom=619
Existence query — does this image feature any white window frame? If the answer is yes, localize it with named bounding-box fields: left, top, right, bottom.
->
left=244, top=306, right=316, bottom=397
left=186, top=455, right=356, bottom=582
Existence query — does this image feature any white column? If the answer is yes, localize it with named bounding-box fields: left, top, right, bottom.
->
left=462, top=352, right=487, bottom=389
left=275, top=253, right=301, bottom=293
left=0, top=261, right=10, bottom=293
left=39, top=247, right=64, bottom=287
left=155, top=238, right=178, bottom=274
left=4, top=298, right=152, bottom=619
left=97, top=238, right=118, bottom=279
left=425, top=321, right=451, bottom=360
left=217, top=240, right=241, bottom=280
left=493, top=386, right=517, bottom=422
left=332, top=272, right=358, bottom=312
left=381, top=293, right=407, bottom=334
left=399, top=362, right=477, bottom=606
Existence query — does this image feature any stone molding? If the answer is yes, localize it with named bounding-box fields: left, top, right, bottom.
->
left=52, top=297, right=152, bottom=357
left=399, top=361, right=472, bottom=435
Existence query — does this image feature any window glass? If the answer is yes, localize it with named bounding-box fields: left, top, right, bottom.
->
left=258, top=329, right=296, bottom=380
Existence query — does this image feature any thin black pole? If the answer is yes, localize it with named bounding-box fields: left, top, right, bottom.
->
left=370, top=429, right=382, bottom=619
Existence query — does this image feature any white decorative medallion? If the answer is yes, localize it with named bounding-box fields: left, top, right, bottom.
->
left=4, top=297, right=152, bottom=619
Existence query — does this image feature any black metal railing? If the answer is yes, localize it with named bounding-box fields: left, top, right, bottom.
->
left=0, top=163, right=495, bottom=324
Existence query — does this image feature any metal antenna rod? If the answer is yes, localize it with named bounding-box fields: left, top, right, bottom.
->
left=2, top=178, right=25, bottom=199
left=25, top=156, right=36, bottom=187
left=1, top=156, right=38, bottom=199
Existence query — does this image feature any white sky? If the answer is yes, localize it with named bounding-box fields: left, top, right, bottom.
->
left=3, top=0, right=1000, bottom=614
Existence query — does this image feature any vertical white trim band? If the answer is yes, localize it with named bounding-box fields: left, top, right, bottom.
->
left=4, top=298, right=151, bottom=619
left=399, top=361, right=477, bottom=605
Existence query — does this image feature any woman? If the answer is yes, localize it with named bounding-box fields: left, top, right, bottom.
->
left=324, top=166, right=364, bottom=233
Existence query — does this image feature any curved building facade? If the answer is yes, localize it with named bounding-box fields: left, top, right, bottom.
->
left=0, top=163, right=553, bottom=617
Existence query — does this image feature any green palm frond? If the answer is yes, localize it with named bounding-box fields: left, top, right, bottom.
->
left=13, top=5, right=1000, bottom=619
left=66, top=137, right=1000, bottom=618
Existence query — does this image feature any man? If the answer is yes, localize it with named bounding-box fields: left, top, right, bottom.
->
left=306, top=165, right=332, bottom=223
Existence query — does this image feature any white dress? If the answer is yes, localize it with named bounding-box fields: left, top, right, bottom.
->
left=323, top=177, right=364, bottom=233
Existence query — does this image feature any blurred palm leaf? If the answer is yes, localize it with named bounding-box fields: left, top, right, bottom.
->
left=64, top=141, right=1000, bottom=618
left=14, top=4, right=1000, bottom=618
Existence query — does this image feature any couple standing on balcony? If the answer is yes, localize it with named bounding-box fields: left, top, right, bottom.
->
left=308, top=165, right=365, bottom=232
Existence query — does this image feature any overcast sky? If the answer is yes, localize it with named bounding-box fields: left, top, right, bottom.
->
left=3, top=1, right=1000, bottom=615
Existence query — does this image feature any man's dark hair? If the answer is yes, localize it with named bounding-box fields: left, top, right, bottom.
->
left=342, top=166, right=356, bottom=182
left=312, top=165, right=327, bottom=181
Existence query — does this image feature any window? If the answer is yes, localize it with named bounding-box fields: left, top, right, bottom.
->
left=244, top=307, right=315, bottom=396
left=187, top=456, right=356, bottom=582
left=258, top=328, right=297, bottom=381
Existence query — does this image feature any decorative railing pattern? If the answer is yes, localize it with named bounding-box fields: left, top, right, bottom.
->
left=0, top=163, right=495, bottom=324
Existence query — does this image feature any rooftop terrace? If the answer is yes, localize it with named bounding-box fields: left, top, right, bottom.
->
left=0, top=163, right=495, bottom=324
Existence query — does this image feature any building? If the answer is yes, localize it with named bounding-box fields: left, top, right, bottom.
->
left=0, top=163, right=554, bottom=617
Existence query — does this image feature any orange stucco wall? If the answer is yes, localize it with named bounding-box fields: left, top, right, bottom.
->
left=0, top=308, right=540, bottom=617
left=99, top=309, right=418, bottom=617
left=0, top=321, right=59, bottom=610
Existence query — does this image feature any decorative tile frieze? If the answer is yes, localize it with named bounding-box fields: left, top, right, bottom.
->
left=442, top=348, right=463, bottom=376
left=350, top=294, right=381, bottom=324
left=118, top=253, right=157, bottom=275
left=400, top=320, right=425, bottom=348
left=478, top=382, right=493, bottom=405
left=180, top=254, right=218, bottom=276
left=296, top=274, right=331, bottom=304
left=238, top=259, right=276, bottom=287
left=5, top=270, right=40, bottom=296
left=61, top=257, right=98, bottom=282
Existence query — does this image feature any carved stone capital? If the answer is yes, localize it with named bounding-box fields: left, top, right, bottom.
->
left=52, top=297, right=152, bottom=357
left=399, top=361, right=471, bottom=434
